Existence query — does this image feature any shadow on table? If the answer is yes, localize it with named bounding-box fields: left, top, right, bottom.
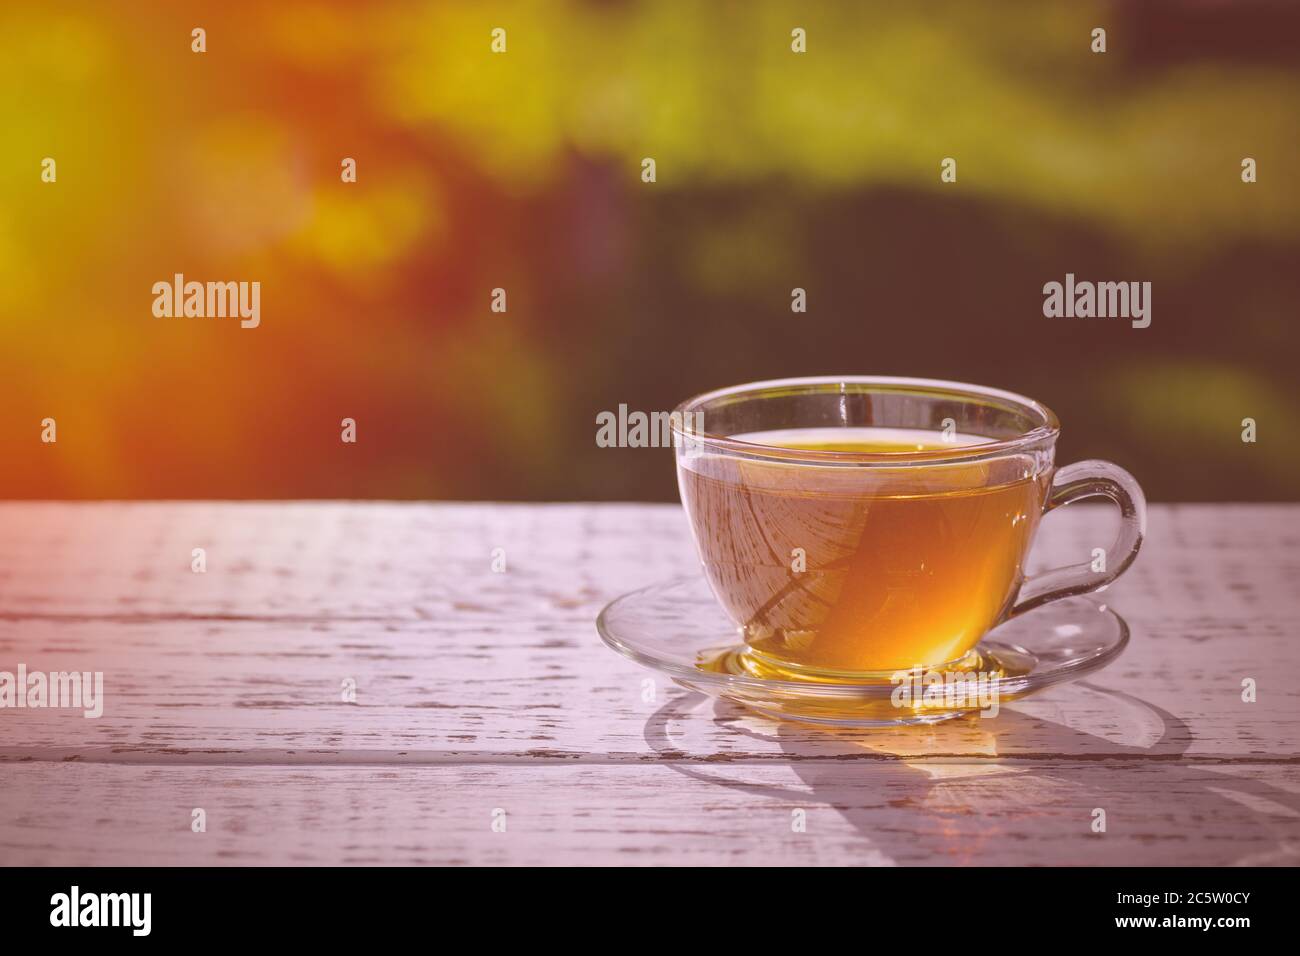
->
left=643, top=683, right=1300, bottom=865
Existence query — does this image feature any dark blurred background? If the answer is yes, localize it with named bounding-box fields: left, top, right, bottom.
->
left=3, top=0, right=1297, bottom=501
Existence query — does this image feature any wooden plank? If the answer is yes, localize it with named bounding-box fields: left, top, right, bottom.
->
left=0, top=503, right=700, bottom=620
left=2, top=502, right=1295, bottom=623
left=0, top=651, right=1295, bottom=761
left=0, top=504, right=1297, bottom=761
left=3, top=760, right=1298, bottom=866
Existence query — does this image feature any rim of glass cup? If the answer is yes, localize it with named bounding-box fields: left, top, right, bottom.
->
left=671, top=375, right=1061, bottom=466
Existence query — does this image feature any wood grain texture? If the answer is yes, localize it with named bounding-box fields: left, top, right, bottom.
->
left=1, top=502, right=1298, bottom=865
left=4, top=761, right=1299, bottom=867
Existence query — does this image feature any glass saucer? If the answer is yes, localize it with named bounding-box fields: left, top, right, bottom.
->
left=596, top=577, right=1130, bottom=727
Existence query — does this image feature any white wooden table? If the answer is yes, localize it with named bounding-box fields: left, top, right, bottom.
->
left=1, top=502, right=1297, bottom=866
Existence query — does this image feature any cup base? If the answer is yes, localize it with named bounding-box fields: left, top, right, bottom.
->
left=724, top=644, right=999, bottom=685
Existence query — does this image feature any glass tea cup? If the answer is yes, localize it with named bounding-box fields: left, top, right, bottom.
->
left=672, top=376, right=1145, bottom=679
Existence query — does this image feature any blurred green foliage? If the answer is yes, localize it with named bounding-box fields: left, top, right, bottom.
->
left=2, top=1, right=1297, bottom=500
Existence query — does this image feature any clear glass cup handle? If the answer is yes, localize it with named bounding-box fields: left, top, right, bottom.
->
left=1006, top=460, right=1147, bottom=619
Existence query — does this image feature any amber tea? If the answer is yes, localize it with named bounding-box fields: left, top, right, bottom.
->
left=679, top=427, right=1049, bottom=675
